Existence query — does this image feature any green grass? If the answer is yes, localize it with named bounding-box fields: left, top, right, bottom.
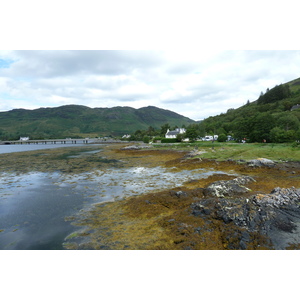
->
left=154, top=142, right=300, bottom=162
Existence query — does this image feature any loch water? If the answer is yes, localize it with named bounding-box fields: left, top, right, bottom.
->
left=0, top=145, right=228, bottom=250
left=0, top=142, right=92, bottom=154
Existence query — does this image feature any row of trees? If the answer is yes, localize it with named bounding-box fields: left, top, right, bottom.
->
left=126, top=123, right=212, bottom=143
left=257, top=84, right=292, bottom=105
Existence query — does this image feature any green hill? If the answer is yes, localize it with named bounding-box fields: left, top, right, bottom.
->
left=189, top=77, right=300, bottom=143
left=0, top=105, right=195, bottom=140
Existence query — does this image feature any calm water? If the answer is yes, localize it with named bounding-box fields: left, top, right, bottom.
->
left=0, top=148, right=229, bottom=250
left=0, top=142, right=94, bottom=154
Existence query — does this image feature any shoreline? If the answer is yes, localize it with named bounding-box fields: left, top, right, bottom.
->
left=62, top=145, right=300, bottom=250
left=1, top=143, right=300, bottom=250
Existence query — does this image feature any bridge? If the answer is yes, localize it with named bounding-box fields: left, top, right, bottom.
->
left=1, top=138, right=93, bottom=145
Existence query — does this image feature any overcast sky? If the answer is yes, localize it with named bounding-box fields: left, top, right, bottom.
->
left=0, top=50, right=299, bottom=120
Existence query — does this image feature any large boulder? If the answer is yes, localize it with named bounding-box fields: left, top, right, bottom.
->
left=203, top=176, right=255, bottom=198
left=191, top=187, right=300, bottom=249
left=247, top=158, right=275, bottom=167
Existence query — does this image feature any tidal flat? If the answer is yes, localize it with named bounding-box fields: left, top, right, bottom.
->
left=1, top=143, right=300, bottom=250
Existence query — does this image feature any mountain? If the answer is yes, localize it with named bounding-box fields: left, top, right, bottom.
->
left=0, top=105, right=195, bottom=140
left=197, top=76, right=300, bottom=143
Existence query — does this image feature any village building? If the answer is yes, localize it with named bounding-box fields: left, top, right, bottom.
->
left=165, top=128, right=186, bottom=138
left=122, top=134, right=131, bottom=139
left=291, top=104, right=300, bottom=111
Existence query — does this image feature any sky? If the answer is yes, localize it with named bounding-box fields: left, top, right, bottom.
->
left=0, top=50, right=300, bottom=121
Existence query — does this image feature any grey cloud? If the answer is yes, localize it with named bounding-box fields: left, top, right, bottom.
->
left=1, top=50, right=300, bottom=120
left=166, top=62, right=199, bottom=75
left=4, top=50, right=164, bottom=78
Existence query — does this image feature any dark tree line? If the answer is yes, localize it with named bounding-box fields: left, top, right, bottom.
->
left=199, top=84, right=300, bottom=143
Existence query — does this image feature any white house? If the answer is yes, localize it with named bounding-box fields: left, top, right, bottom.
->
left=122, top=134, right=131, bottom=139
left=291, top=104, right=300, bottom=111
left=165, top=128, right=186, bottom=138
left=20, top=137, right=30, bottom=141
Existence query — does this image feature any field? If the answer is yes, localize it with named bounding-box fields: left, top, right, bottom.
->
left=153, top=141, right=300, bottom=162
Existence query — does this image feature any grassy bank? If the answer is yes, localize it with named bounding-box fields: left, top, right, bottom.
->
left=153, top=142, right=300, bottom=162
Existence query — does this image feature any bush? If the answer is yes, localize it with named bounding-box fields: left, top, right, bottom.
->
left=217, top=133, right=227, bottom=142
left=161, top=138, right=178, bottom=143
left=291, top=141, right=300, bottom=148
left=143, top=136, right=150, bottom=143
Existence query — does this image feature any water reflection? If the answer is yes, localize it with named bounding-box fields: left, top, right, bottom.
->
left=0, top=172, right=92, bottom=250
left=0, top=143, right=95, bottom=154
left=0, top=167, right=228, bottom=250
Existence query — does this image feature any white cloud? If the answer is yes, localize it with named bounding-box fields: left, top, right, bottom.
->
left=1, top=50, right=300, bottom=120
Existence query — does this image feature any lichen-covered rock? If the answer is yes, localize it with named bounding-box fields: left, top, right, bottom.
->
left=248, top=158, right=275, bottom=167
left=191, top=187, right=300, bottom=249
left=203, top=176, right=255, bottom=198
left=253, top=187, right=300, bottom=207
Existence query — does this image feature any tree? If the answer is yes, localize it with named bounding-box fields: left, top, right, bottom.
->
left=217, top=133, right=227, bottom=142
left=257, top=84, right=291, bottom=104
left=160, top=123, right=170, bottom=136
left=143, top=136, right=150, bottom=143
left=277, top=113, right=300, bottom=131
left=248, top=112, right=275, bottom=142
left=176, top=133, right=184, bottom=142
left=185, top=127, right=198, bottom=142
left=270, top=127, right=296, bottom=143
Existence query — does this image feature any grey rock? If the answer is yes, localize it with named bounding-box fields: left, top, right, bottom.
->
left=121, top=145, right=151, bottom=150
left=191, top=187, right=300, bottom=249
left=248, top=158, right=275, bottom=167
left=170, top=190, right=188, bottom=198
left=203, top=176, right=255, bottom=198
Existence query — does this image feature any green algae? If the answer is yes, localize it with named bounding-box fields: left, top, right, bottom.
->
left=65, top=232, right=79, bottom=240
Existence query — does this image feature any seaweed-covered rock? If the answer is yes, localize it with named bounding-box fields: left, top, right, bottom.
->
left=203, top=176, right=255, bottom=198
left=191, top=187, right=300, bottom=249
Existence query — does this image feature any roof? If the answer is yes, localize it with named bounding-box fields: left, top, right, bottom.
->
left=291, top=104, right=300, bottom=111
left=166, top=130, right=180, bottom=136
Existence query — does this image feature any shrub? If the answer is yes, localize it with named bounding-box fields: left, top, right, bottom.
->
left=161, top=138, right=178, bottom=143
left=217, top=133, right=227, bottom=142
left=143, top=136, right=150, bottom=143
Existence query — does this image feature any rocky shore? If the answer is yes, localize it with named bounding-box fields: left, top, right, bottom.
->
left=192, top=178, right=300, bottom=249
left=64, top=147, right=300, bottom=250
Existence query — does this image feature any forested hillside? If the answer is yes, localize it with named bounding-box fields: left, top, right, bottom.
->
left=185, top=77, right=300, bottom=143
left=0, top=105, right=195, bottom=140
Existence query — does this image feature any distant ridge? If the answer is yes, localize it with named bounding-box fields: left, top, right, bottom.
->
left=0, top=105, right=195, bottom=140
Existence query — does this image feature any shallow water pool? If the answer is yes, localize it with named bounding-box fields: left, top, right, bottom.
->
left=0, top=167, right=228, bottom=250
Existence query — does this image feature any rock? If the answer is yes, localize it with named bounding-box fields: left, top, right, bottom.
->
left=120, top=145, right=151, bottom=150
left=170, top=190, right=188, bottom=198
left=203, top=176, right=255, bottom=198
left=248, top=158, right=275, bottom=167
left=191, top=187, right=300, bottom=249
left=253, top=186, right=300, bottom=207
left=175, top=191, right=188, bottom=198
left=184, top=150, right=206, bottom=158
left=121, top=145, right=141, bottom=150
